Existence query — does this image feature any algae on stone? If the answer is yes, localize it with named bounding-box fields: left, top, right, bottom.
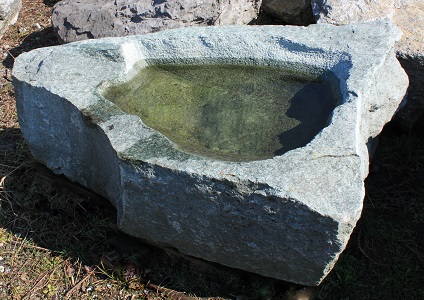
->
left=104, top=64, right=338, bottom=161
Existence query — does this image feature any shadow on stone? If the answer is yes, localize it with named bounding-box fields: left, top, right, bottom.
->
left=394, top=56, right=424, bottom=130
left=42, top=0, right=61, bottom=7
left=275, top=81, right=337, bottom=156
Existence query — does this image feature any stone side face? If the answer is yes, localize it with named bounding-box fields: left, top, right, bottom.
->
left=0, top=0, right=22, bottom=39
left=311, top=0, right=424, bottom=129
left=12, top=22, right=408, bottom=285
left=52, top=0, right=262, bottom=43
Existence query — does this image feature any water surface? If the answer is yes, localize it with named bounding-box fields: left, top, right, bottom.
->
left=103, top=64, right=339, bottom=161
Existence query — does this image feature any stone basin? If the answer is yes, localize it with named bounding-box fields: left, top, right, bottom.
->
left=102, top=63, right=340, bottom=161
left=13, top=19, right=408, bottom=285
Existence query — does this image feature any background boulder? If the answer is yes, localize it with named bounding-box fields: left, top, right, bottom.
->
left=52, top=0, right=261, bottom=43
left=0, top=0, right=22, bottom=39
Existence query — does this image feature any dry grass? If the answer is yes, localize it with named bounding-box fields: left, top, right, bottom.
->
left=1, top=0, right=423, bottom=299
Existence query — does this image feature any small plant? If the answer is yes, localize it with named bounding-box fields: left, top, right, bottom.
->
left=42, top=283, right=57, bottom=296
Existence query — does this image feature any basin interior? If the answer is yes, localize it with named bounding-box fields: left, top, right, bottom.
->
left=103, top=63, right=340, bottom=161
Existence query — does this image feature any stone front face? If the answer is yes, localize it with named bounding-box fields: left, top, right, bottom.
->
left=311, top=0, right=424, bottom=128
left=51, top=0, right=262, bottom=43
left=12, top=22, right=408, bottom=285
left=0, top=0, right=22, bottom=39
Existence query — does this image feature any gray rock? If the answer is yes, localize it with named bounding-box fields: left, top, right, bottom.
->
left=261, top=0, right=313, bottom=25
left=392, top=2, right=424, bottom=129
left=311, top=0, right=400, bottom=24
left=0, top=0, right=22, bottom=39
left=12, top=20, right=408, bottom=285
left=311, top=0, right=424, bottom=128
left=52, top=0, right=262, bottom=43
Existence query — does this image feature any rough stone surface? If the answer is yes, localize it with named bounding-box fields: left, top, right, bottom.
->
left=261, top=0, right=313, bottom=25
left=51, top=0, right=262, bottom=43
left=0, top=0, right=22, bottom=39
left=311, top=0, right=424, bottom=128
left=13, top=20, right=408, bottom=285
left=311, top=0, right=401, bottom=24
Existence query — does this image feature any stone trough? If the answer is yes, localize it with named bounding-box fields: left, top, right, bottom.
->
left=13, top=19, right=408, bottom=285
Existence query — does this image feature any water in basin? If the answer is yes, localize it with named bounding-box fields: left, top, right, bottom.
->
left=103, top=64, right=339, bottom=161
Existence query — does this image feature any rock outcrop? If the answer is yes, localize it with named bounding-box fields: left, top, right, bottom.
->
left=0, top=0, right=22, bottom=39
left=311, top=0, right=424, bottom=128
left=51, top=0, right=261, bottom=43
left=13, top=20, right=407, bottom=285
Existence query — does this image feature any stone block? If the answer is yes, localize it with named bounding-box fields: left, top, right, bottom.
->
left=261, top=0, right=313, bottom=25
left=12, top=20, right=408, bottom=285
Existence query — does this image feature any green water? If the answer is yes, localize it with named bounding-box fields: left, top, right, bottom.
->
left=103, top=64, right=339, bottom=161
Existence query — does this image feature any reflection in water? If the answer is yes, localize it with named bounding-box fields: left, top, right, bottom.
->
left=103, top=64, right=339, bottom=161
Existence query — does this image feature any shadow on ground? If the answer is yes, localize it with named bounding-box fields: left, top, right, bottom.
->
left=3, top=26, right=59, bottom=69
